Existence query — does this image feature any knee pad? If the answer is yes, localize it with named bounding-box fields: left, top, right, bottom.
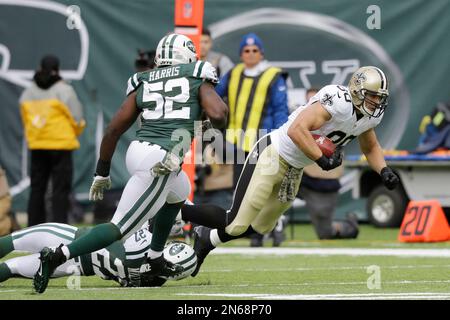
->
left=225, top=223, right=249, bottom=236
left=167, top=171, right=191, bottom=204
left=251, top=222, right=276, bottom=235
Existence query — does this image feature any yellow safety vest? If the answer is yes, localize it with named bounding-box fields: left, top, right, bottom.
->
left=226, top=63, right=281, bottom=152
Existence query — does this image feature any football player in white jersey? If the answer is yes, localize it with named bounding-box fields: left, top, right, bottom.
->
left=182, top=66, right=400, bottom=276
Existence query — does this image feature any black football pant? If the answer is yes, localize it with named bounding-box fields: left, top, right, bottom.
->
left=28, top=150, right=73, bottom=226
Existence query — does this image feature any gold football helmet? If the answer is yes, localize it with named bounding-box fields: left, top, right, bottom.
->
left=349, top=66, right=389, bottom=118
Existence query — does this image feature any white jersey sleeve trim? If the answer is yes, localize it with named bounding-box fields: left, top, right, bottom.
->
left=194, top=61, right=219, bottom=84
left=126, top=73, right=140, bottom=96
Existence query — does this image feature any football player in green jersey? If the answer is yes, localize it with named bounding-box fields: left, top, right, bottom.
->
left=0, top=221, right=196, bottom=287
left=33, top=33, right=228, bottom=293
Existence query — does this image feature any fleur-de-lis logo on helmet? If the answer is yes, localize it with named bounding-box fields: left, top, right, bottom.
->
left=354, top=72, right=367, bottom=85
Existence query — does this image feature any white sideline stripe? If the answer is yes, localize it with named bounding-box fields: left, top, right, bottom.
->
left=178, top=292, right=450, bottom=300
left=172, top=280, right=450, bottom=289
left=212, top=247, right=450, bottom=258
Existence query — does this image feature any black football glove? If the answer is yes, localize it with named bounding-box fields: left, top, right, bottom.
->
left=315, top=147, right=343, bottom=171
left=380, top=166, right=399, bottom=190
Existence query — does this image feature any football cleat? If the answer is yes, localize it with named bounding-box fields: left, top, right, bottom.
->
left=33, top=245, right=66, bottom=293
left=191, top=226, right=215, bottom=277
left=345, top=212, right=360, bottom=239
left=250, top=233, right=264, bottom=247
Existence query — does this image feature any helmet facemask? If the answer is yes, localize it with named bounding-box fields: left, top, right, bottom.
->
left=355, top=89, right=389, bottom=118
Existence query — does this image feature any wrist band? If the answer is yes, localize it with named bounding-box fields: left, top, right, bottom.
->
left=96, top=159, right=111, bottom=177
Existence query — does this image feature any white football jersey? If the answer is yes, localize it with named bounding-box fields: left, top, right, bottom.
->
left=270, top=85, right=383, bottom=168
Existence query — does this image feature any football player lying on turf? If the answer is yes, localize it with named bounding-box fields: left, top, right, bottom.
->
left=0, top=221, right=196, bottom=287
left=182, top=66, right=400, bottom=276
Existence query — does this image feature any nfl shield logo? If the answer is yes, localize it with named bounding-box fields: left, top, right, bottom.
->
left=183, top=1, right=193, bottom=18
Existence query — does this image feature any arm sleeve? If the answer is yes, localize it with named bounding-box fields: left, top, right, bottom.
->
left=215, top=70, right=230, bottom=98
left=193, top=61, right=219, bottom=84
left=65, top=86, right=84, bottom=122
left=126, top=73, right=141, bottom=96
left=268, top=76, right=289, bottom=129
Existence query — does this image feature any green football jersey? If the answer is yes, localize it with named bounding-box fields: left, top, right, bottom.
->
left=126, top=60, right=219, bottom=159
left=77, top=224, right=152, bottom=287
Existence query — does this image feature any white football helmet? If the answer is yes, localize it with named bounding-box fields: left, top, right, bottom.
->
left=155, top=33, right=197, bottom=67
left=161, top=241, right=197, bottom=280
left=348, top=66, right=389, bottom=118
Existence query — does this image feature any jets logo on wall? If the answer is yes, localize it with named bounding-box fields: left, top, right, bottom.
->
left=0, top=0, right=90, bottom=197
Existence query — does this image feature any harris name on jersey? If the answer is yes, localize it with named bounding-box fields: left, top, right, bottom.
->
left=147, top=66, right=180, bottom=82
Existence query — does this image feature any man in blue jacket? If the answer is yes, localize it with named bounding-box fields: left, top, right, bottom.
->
left=215, top=33, right=289, bottom=186
left=215, top=33, right=289, bottom=246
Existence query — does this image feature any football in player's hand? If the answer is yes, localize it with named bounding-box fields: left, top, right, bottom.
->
left=312, top=134, right=336, bottom=157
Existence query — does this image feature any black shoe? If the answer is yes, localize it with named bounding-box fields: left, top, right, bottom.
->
left=191, top=226, right=215, bottom=277
left=271, top=215, right=287, bottom=247
left=140, top=255, right=183, bottom=283
left=33, top=245, right=66, bottom=293
left=345, top=212, right=360, bottom=239
left=272, top=231, right=286, bottom=247
left=250, top=234, right=263, bottom=247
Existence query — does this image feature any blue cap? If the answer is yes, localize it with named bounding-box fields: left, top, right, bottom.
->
left=239, top=33, right=264, bottom=55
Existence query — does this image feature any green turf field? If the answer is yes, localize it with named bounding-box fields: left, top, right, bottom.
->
left=1, top=224, right=449, bottom=300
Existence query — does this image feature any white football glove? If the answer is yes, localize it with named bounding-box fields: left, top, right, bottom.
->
left=89, top=175, right=112, bottom=201
left=169, top=210, right=185, bottom=237
left=150, top=151, right=181, bottom=177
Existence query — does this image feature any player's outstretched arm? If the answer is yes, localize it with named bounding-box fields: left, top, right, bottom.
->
left=287, top=101, right=331, bottom=161
left=358, top=129, right=399, bottom=190
left=358, top=128, right=387, bottom=174
left=199, top=82, right=228, bottom=129
left=98, top=92, right=140, bottom=165
left=90, top=92, right=140, bottom=200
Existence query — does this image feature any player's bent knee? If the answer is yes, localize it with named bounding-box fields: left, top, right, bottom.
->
left=225, top=224, right=249, bottom=236
left=110, top=222, right=124, bottom=237
left=167, top=171, right=191, bottom=204
left=251, top=223, right=276, bottom=235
